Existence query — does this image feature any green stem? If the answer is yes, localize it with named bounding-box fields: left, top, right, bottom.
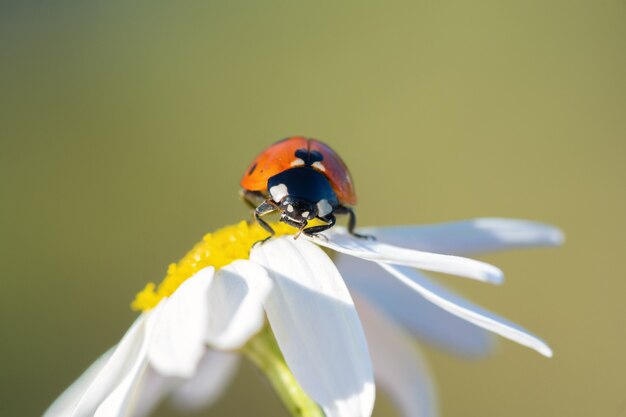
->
left=241, top=325, right=325, bottom=417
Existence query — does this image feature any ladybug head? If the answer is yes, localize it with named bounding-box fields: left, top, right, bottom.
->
left=279, top=196, right=318, bottom=224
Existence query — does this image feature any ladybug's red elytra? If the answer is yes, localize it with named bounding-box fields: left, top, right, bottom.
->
left=240, top=136, right=369, bottom=239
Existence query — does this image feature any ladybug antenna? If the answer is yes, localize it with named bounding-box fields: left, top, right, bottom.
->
left=293, top=223, right=307, bottom=240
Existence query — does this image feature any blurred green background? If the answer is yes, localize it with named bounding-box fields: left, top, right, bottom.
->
left=1, top=1, right=624, bottom=416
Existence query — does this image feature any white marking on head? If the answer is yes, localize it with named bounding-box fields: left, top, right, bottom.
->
left=302, top=211, right=310, bottom=218
left=291, top=158, right=305, bottom=167
left=312, top=161, right=325, bottom=172
left=269, top=184, right=289, bottom=202
left=317, top=199, right=332, bottom=217
left=287, top=204, right=294, bottom=213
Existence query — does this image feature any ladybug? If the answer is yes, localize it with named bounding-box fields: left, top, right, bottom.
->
left=240, top=136, right=368, bottom=239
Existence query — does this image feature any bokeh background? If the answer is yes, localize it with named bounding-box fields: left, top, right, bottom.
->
left=1, top=1, right=624, bottom=416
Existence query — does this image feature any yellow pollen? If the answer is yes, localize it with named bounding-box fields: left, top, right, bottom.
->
left=131, top=221, right=296, bottom=312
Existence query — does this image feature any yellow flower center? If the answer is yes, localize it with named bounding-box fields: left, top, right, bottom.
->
left=131, top=220, right=295, bottom=312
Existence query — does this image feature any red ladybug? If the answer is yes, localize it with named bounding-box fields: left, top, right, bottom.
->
left=240, top=136, right=367, bottom=239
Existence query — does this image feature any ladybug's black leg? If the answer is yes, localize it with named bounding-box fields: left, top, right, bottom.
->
left=335, top=206, right=375, bottom=240
left=302, top=214, right=336, bottom=237
left=241, top=189, right=266, bottom=211
left=255, top=199, right=278, bottom=238
left=280, top=216, right=307, bottom=239
left=282, top=215, right=306, bottom=230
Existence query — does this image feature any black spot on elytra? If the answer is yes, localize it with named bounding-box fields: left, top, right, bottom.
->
left=248, top=162, right=257, bottom=175
left=309, top=150, right=323, bottom=162
left=294, top=149, right=308, bottom=160
left=295, top=148, right=324, bottom=165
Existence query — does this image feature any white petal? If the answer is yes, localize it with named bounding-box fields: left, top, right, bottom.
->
left=95, top=305, right=164, bottom=417
left=205, top=260, right=273, bottom=350
left=130, top=351, right=240, bottom=417
left=94, top=356, right=149, bottom=417
left=129, top=365, right=178, bottom=417
left=62, top=314, right=148, bottom=417
left=170, top=350, right=240, bottom=412
left=336, top=254, right=493, bottom=357
left=380, top=264, right=553, bottom=357
left=354, top=295, right=438, bottom=417
left=312, top=229, right=504, bottom=284
left=359, top=218, right=564, bottom=256
left=251, top=237, right=375, bottom=417
left=148, top=267, right=214, bottom=378
left=44, top=347, right=114, bottom=417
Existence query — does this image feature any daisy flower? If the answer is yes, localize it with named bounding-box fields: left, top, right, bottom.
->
left=44, top=218, right=562, bottom=417
left=333, top=218, right=563, bottom=417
